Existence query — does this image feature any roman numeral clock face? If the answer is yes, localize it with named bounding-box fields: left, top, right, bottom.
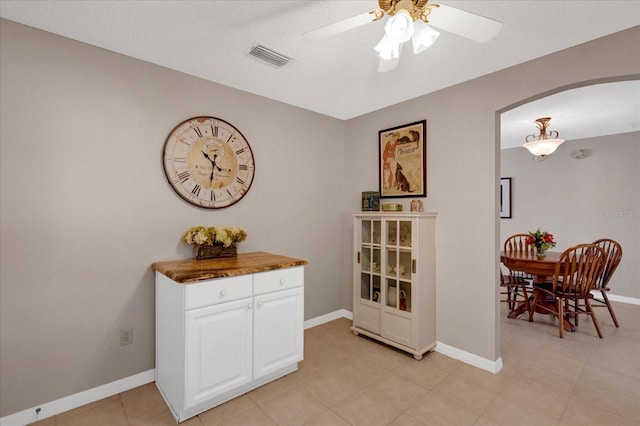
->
left=163, top=116, right=255, bottom=209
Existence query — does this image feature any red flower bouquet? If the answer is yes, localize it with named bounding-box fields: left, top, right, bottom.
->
left=525, top=228, right=556, bottom=256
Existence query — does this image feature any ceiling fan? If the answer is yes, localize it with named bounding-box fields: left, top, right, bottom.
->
left=303, top=0, right=502, bottom=72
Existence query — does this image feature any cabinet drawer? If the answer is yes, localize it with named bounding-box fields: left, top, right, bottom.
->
left=185, top=275, right=253, bottom=310
left=254, top=267, right=303, bottom=295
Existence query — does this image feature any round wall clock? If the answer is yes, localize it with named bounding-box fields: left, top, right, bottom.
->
left=162, top=116, right=255, bottom=209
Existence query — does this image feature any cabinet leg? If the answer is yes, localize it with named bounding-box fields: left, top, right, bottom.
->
left=413, top=354, right=423, bottom=360
left=352, top=330, right=360, bottom=336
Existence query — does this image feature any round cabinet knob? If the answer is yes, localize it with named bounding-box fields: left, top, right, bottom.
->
left=279, top=279, right=285, bottom=286
left=219, top=289, right=227, bottom=297
left=247, top=303, right=253, bottom=309
left=257, top=300, right=263, bottom=307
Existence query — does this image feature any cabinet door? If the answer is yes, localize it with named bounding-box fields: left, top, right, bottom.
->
left=185, top=298, right=253, bottom=409
left=358, top=218, right=382, bottom=303
left=353, top=217, right=382, bottom=333
left=253, top=287, right=304, bottom=379
left=384, top=219, right=413, bottom=313
left=382, top=218, right=414, bottom=347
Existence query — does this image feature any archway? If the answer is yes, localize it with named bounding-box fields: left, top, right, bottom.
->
left=496, top=75, right=640, bottom=357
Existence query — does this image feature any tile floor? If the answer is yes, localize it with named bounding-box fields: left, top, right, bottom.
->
left=32, top=301, right=639, bottom=425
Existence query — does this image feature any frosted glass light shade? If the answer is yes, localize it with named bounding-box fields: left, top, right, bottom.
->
left=375, top=35, right=402, bottom=59
left=412, top=22, right=440, bottom=54
left=522, top=138, right=565, bottom=157
left=385, top=10, right=414, bottom=44
left=374, top=35, right=393, bottom=59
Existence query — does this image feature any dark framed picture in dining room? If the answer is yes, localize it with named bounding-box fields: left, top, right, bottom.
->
left=500, top=177, right=512, bottom=218
left=379, top=120, right=427, bottom=198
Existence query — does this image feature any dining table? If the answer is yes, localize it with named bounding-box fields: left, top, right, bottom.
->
left=500, top=250, right=575, bottom=331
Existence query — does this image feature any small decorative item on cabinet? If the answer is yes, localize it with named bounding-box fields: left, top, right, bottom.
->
left=362, top=191, right=380, bottom=211
left=194, top=243, right=237, bottom=259
left=382, top=203, right=403, bottom=212
left=183, top=226, right=247, bottom=259
left=399, top=289, right=407, bottom=311
left=410, top=200, right=424, bottom=212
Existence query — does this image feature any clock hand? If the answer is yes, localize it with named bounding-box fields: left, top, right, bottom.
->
left=202, top=152, right=229, bottom=175
left=210, top=154, right=226, bottom=172
left=202, top=151, right=217, bottom=184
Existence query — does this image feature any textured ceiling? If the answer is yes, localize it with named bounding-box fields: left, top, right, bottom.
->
left=1, top=0, right=639, bottom=148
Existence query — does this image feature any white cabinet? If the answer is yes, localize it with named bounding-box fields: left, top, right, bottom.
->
left=155, top=259, right=304, bottom=423
left=352, top=212, right=436, bottom=360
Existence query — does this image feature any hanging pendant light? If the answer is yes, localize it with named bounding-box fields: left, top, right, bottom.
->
left=522, top=117, right=565, bottom=157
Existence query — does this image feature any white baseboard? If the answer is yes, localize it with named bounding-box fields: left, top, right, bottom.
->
left=304, top=308, right=352, bottom=329
left=601, top=293, right=640, bottom=305
left=435, top=341, right=503, bottom=374
left=0, top=369, right=155, bottom=426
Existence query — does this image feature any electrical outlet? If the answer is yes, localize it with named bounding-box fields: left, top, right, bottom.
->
left=120, top=328, right=133, bottom=346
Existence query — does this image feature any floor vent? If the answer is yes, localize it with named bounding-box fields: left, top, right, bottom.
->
left=248, top=44, right=293, bottom=68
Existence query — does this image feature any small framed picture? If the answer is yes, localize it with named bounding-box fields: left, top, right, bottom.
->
left=379, top=120, right=427, bottom=198
left=500, top=177, right=512, bottom=219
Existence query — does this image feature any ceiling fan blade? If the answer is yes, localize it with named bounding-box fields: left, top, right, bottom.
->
left=428, top=4, right=502, bottom=43
left=302, top=11, right=375, bottom=42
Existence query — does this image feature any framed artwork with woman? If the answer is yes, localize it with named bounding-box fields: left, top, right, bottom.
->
left=379, top=120, right=427, bottom=198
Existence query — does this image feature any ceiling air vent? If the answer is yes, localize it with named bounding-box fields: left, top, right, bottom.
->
left=248, top=44, right=293, bottom=68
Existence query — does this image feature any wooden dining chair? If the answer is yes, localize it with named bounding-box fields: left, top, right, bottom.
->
left=589, top=238, right=623, bottom=327
left=501, top=234, right=535, bottom=313
left=500, top=269, right=531, bottom=313
left=528, top=243, right=607, bottom=338
left=503, top=233, right=535, bottom=255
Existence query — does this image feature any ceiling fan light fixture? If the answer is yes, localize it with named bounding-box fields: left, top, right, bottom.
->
left=374, top=35, right=393, bottom=59
left=412, top=22, right=440, bottom=54
left=391, top=41, right=402, bottom=58
left=522, top=117, right=565, bottom=157
left=385, top=9, right=414, bottom=44
left=378, top=56, right=400, bottom=72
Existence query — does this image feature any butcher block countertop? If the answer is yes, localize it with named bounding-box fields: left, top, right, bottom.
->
left=152, top=251, right=308, bottom=284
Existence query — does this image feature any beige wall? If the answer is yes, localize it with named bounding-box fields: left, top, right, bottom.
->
left=1, top=17, right=639, bottom=417
left=0, top=19, right=347, bottom=416
left=501, top=132, right=640, bottom=298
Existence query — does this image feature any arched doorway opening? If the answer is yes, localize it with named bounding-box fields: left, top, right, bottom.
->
left=496, top=75, right=640, bottom=356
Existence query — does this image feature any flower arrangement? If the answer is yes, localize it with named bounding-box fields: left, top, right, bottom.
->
left=183, top=226, right=247, bottom=248
left=525, top=228, right=556, bottom=255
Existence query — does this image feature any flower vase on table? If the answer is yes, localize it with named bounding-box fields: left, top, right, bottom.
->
left=183, top=226, right=247, bottom=260
left=525, top=228, right=556, bottom=258
left=194, top=243, right=237, bottom=259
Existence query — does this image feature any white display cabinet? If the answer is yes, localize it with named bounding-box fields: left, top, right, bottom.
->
left=352, top=212, right=436, bottom=360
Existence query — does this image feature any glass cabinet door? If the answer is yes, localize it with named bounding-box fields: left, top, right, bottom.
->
left=385, top=219, right=413, bottom=313
left=360, top=219, right=381, bottom=303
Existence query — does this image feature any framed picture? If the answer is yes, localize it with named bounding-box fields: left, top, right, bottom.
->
left=379, top=120, right=427, bottom=198
left=500, top=177, right=512, bottom=218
